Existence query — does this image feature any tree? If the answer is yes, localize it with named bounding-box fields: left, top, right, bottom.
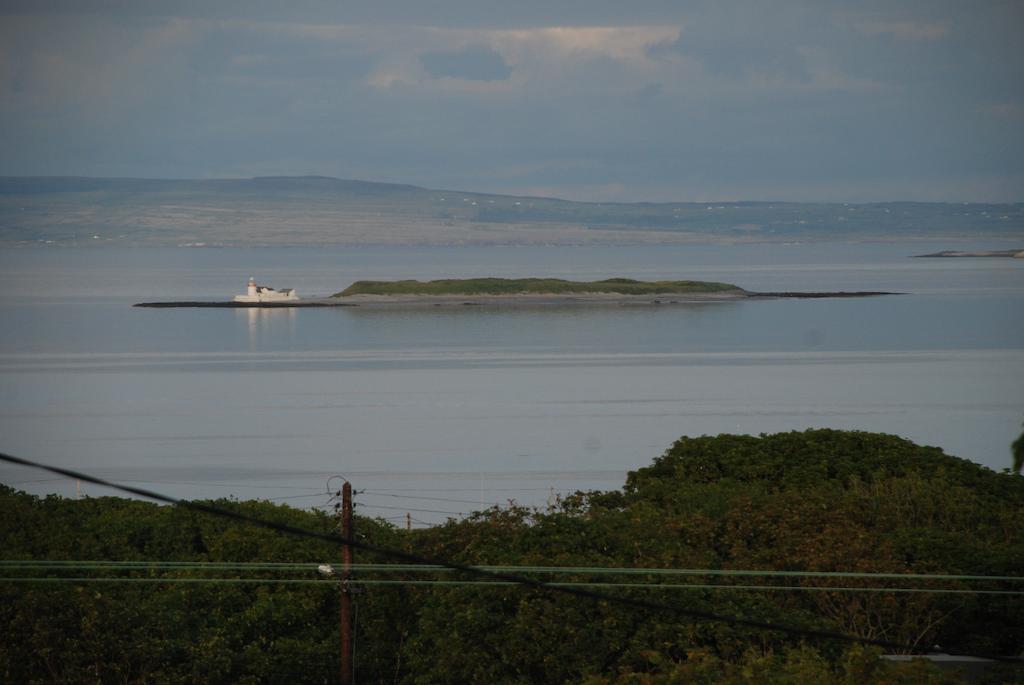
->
left=3, top=430, right=1024, bottom=683
left=1013, top=423, right=1024, bottom=474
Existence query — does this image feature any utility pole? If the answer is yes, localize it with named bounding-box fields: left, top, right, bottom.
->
left=406, top=512, right=411, bottom=532
left=340, top=481, right=353, bottom=685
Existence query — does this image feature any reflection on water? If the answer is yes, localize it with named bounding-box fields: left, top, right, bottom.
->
left=2, top=348, right=1022, bottom=521
left=0, top=244, right=1022, bottom=522
left=242, top=307, right=296, bottom=350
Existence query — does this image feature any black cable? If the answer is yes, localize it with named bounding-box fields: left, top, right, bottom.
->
left=355, top=502, right=465, bottom=516
left=367, top=487, right=555, bottom=492
left=265, top=493, right=332, bottom=502
left=361, top=490, right=501, bottom=506
left=1, top=452, right=1018, bottom=662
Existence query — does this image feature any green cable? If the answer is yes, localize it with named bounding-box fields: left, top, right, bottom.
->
left=1, top=560, right=1021, bottom=583
left=3, top=576, right=1024, bottom=595
left=0, top=561, right=319, bottom=570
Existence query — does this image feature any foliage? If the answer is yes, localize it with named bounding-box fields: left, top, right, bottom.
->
left=1013, top=424, right=1024, bottom=474
left=335, top=277, right=742, bottom=297
left=2, top=429, right=1023, bottom=684
left=580, top=646, right=967, bottom=685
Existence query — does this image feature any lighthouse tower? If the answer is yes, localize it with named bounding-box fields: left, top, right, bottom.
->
left=234, top=276, right=298, bottom=303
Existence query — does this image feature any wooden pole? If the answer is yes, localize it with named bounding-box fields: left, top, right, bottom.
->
left=341, top=481, right=353, bottom=685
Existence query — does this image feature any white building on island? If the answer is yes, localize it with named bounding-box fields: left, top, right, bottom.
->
left=233, top=276, right=299, bottom=302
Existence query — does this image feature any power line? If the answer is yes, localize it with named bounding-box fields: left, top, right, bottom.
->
left=361, top=490, right=503, bottom=506
left=0, top=451, right=1017, bottom=662
left=3, top=561, right=1021, bottom=583
left=3, top=577, right=334, bottom=585
left=4, top=476, right=328, bottom=492
left=265, top=493, right=332, bottom=502
left=3, top=577, right=1023, bottom=595
left=113, top=479, right=324, bottom=491
left=355, top=581, right=1024, bottom=596
left=5, top=479, right=573, bottom=499
left=3, top=561, right=1022, bottom=595
left=401, top=565, right=1024, bottom=583
left=1, top=561, right=326, bottom=570
left=355, top=502, right=465, bottom=516
left=368, top=487, right=556, bottom=493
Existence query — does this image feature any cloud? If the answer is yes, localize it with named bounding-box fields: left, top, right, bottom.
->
left=0, top=3, right=1021, bottom=201
left=280, top=24, right=680, bottom=92
left=497, top=26, right=675, bottom=62
left=651, top=27, right=811, bottom=83
left=0, top=15, right=200, bottom=110
left=790, top=47, right=888, bottom=92
left=633, top=83, right=663, bottom=103
left=854, top=20, right=950, bottom=42
left=979, top=103, right=1024, bottom=120
left=421, top=45, right=511, bottom=81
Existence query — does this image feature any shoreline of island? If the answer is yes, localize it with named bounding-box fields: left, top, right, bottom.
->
left=133, top=276, right=902, bottom=308
left=134, top=290, right=900, bottom=308
left=913, top=249, right=1024, bottom=258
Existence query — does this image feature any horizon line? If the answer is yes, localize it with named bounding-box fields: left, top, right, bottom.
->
left=2, top=174, right=1022, bottom=207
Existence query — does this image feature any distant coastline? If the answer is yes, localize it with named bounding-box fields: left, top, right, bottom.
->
left=4, top=176, right=1023, bottom=247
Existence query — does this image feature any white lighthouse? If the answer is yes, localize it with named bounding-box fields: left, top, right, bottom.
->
left=233, top=277, right=299, bottom=303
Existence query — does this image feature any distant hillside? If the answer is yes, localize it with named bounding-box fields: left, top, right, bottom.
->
left=1, top=175, right=1022, bottom=246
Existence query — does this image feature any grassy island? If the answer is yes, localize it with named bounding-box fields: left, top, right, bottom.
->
left=334, top=277, right=743, bottom=297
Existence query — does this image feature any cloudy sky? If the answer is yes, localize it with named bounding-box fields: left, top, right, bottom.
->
left=1, top=1, right=1021, bottom=201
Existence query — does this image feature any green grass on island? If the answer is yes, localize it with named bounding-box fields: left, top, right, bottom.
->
left=334, top=277, right=743, bottom=297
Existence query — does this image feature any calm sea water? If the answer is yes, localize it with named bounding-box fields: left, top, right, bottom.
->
left=1, top=243, right=1022, bottom=524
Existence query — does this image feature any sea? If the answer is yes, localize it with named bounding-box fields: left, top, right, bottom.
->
left=1, top=242, right=1022, bottom=525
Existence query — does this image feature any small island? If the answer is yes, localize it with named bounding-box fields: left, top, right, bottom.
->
left=913, top=249, right=1024, bottom=258
left=335, top=277, right=742, bottom=296
left=333, top=277, right=896, bottom=303
left=134, top=277, right=898, bottom=308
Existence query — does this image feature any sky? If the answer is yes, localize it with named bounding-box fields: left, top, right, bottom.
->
left=0, top=0, right=1021, bottom=202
